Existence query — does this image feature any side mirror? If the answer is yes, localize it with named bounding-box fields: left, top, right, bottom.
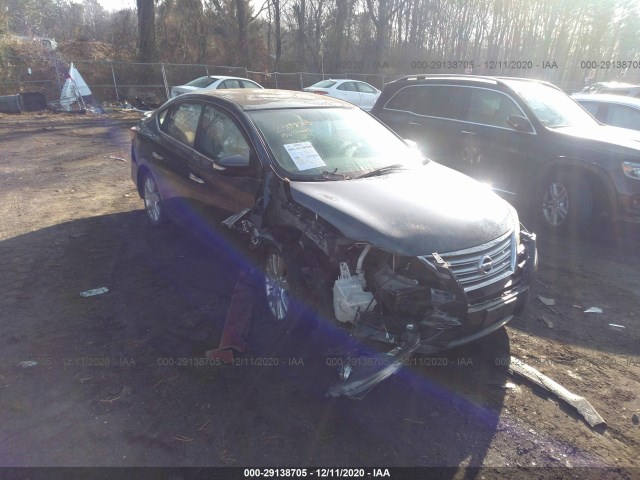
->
left=212, top=154, right=254, bottom=175
left=508, top=114, right=533, bottom=133
left=213, top=154, right=250, bottom=169
left=404, top=139, right=418, bottom=149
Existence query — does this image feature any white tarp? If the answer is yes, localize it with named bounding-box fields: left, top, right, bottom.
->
left=60, top=62, right=92, bottom=111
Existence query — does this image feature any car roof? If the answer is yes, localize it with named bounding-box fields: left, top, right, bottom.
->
left=572, top=93, right=640, bottom=107
left=591, top=81, right=640, bottom=89
left=385, top=74, right=561, bottom=92
left=178, top=88, right=356, bottom=110
left=188, top=75, right=257, bottom=82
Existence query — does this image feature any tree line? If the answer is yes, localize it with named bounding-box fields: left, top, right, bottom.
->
left=2, top=0, right=640, bottom=88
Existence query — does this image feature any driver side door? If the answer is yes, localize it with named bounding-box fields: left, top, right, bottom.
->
left=187, top=104, right=262, bottom=217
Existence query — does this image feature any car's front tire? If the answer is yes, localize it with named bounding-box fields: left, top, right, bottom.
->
left=142, top=172, right=166, bottom=226
left=539, top=171, right=593, bottom=233
left=262, top=246, right=317, bottom=335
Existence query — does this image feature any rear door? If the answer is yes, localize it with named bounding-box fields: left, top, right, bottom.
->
left=376, top=84, right=469, bottom=167
left=154, top=101, right=204, bottom=217
left=355, top=81, right=379, bottom=110
left=459, top=87, right=537, bottom=199
left=334, top=81, right=362, bottom=106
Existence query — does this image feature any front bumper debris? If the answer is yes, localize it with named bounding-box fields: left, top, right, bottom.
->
left=326, top=324, right=420, bottom=399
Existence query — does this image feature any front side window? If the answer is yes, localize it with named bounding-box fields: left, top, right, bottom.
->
left=466, top=88, right=530, bottom=130
left=249, top=107, right=422, bottom=179
left=164, top=103, right=202, bottom=146
left=504, top=80, right=599, bottom=129
left=196, top=106, right=251, bottom=160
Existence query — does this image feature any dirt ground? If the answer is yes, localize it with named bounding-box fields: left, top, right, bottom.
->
left=0, top=110, right=639, bottom=477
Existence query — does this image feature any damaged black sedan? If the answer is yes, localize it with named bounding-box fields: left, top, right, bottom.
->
left=131, top=89, right=537, bottom=398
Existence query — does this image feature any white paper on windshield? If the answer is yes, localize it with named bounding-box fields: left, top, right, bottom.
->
left=283, top=142, right=326, bottom=171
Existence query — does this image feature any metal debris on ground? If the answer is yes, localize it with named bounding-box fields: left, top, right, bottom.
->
left=608, top=324, right=626, bottom=332
left=18, top=360, right=38, bottom=368
left=537, top=296, right=556, bottom=306
left=490, top=382, right=518, bottom=390
left=80, top=287, right=109, bottom=297
left=506, top=356, right=606, bottom=428
left=584, top=307, right=603, bottom=313
left=108, top=155, right=127, bottom=162
left=538, top=315, right=554, bottom=329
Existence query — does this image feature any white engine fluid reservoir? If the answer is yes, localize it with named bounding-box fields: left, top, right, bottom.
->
left=333, top=262, right=376, bottom=323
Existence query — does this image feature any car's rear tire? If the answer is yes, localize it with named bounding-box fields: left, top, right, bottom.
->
left=538, top=171, right=593, bottom=233
left=142, top=172, right=166, bottom=226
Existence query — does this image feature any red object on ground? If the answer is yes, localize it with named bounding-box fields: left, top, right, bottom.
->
left=205, top=271, right=256, bottom=364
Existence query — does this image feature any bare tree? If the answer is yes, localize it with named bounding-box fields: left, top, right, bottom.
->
left=136, top=0, right=158, bottom=62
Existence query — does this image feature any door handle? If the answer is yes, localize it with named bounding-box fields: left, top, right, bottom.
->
left=189, top=173, right=205, bottom=184
left=408, top=122, right=422, bottom=126
left=461, top=130, right=476, bottom=135
left=152, top=152, right=163, bottom=160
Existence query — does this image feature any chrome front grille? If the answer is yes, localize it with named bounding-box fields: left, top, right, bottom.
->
left=420, top=230, right=516, bottom=292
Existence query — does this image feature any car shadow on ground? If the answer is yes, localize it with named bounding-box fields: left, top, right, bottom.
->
left=0, top=210, right=514, bottom=471
left=506, top=214, right=640, bottom=358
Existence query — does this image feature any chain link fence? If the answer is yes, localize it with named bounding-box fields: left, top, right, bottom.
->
left=0, top=60, right=398, bottom=104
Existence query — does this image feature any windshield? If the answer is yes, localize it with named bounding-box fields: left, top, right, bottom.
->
left=248, top=107, right=422, bottom=179
left=504, top=80, right=599, bottom=129
left=185, top=76, right=217, bottom=88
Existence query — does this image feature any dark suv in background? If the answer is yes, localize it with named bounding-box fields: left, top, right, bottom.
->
left=371, top=75, right=640, bottom=233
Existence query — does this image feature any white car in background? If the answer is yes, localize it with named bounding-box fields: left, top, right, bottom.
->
left=573, top=93, right=640, bottom=132
left=303, top=79, right=381, bottom=111
left=170, top=76, right=263, bottom=98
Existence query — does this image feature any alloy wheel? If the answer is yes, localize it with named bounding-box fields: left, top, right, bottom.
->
left=542, top=181, right=569, bottom=227
left=264, top=251, right=290, bottom=321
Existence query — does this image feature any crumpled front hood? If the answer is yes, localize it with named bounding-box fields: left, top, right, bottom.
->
left=289, top=162, right=516, bottom=256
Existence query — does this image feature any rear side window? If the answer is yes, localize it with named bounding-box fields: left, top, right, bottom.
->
left=221, top=79, right=241, bottom=89
left=337, top=82, right=358, bottom=92
left=241, top=80, right=261, bottom=89
left=606, top=104, right=640, bottom=130
left=385, top=85, right=466, bottom=120
left=578, top=101, right=600, bottom=117
left=164, top=103, right=202, bottom=147
left=357, top=82, right=376, bottom=94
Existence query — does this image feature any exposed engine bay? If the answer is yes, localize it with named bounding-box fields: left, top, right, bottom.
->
left=224, top=178, right=537, bottom=399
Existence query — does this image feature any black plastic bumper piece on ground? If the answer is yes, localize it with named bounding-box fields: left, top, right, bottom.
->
left=325, top=325, right=421, bottom=399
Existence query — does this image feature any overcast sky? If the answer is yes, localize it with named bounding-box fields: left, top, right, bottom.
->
left=98, top=0, right=136, bottom=12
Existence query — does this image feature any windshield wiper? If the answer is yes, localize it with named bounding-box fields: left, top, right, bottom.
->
left=321, top=169, right=351, bottom=180
left=358, top=163, right=406, bottom=179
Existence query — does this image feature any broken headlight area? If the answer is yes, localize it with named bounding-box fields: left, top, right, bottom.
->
left=327, top=230, right=536, bottom=398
